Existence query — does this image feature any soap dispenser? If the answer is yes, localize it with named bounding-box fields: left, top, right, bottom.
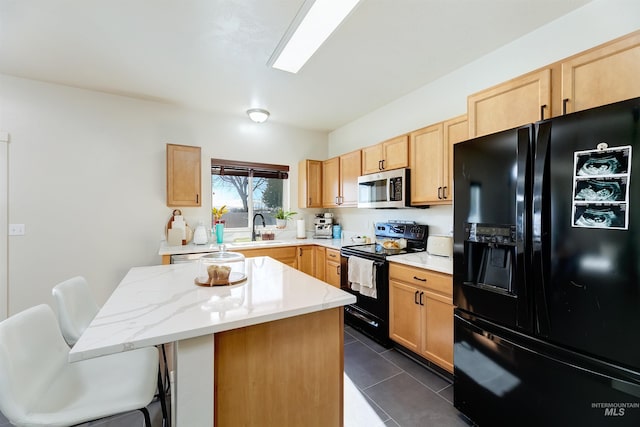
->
left=193, top=220, right=209, bottom=245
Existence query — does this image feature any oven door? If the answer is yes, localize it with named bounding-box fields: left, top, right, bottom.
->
left=340, top=254, right=391, bottom=346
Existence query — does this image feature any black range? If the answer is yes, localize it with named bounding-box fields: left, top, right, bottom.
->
left=340, top=221, right=428, bottom=346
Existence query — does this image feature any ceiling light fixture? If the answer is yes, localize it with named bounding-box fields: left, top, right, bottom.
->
left=268, top=0, right=361, bottom=74
left=246, top=108, right=270, bottom=123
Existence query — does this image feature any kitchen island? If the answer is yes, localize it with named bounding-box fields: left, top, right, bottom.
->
left=69, top=256, right=356, bottom=426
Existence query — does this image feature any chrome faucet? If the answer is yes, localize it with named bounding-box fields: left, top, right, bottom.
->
left=252, top=213, right=266, bottom=241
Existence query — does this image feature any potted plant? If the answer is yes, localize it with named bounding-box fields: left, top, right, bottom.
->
left=211, top=205, right=228, bottom=224
left=274, top=208, right=297, bottom=229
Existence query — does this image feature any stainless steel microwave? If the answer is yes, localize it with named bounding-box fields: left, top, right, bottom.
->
left=357, top=168, right=409, bottom=208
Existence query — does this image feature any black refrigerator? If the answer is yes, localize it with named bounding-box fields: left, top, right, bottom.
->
left=453, top=97, right=640, bottom=426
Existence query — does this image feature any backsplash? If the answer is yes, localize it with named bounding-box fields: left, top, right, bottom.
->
left=326, top=205, right=453, bottom=240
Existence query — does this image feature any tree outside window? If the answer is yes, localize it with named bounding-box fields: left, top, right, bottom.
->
left=211, top=160, right=289, bottom=230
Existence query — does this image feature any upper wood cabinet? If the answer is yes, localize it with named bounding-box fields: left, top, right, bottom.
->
left=340, top=150, right=361, bottom=207
left=410, top=123, right=447, bottom=206
left=322, top=150, right=361, bottom=208
left=444, top=114, right=469, bottom=203
left=468, top=68, right=551, bottom=138
left=322, top=157, right=340, bottom=208
left=361, top=135, right=409, bottom=175
left=298, top=159, right=323, bottom=209
left=166, top=143, right=201, bottom=207
left=561, top=31, right=640, bottom=115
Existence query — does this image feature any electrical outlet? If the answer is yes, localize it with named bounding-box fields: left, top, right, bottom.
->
left=8, top=224, right=25, bottom=236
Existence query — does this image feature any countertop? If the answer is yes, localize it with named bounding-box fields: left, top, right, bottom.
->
left=69, top=256, right=356, bottom=362
left=159, top=238, right=453, bottom=275
left=388, top=252, right=453, bottom=275
left=159, top=237, right=343, bottom=256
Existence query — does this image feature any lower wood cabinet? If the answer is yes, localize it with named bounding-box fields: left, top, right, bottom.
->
left=163, top=245, right=339, bottom=285
left=314, top=246, right=326, bottom=281
left=234, top=246, right=298, bottom=268
left=325, top=248, right=341, bottom=288
left=297, top=245, right=314, bottom=276
left=389, top=263, right=453, bottom=373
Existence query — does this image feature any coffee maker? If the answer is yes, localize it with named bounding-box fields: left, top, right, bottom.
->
left=313, top=215, right=333, bottom=239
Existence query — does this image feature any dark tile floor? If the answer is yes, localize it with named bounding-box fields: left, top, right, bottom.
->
left=0, top=326, right=471, bottom=427
left=344, top=326, right=471, bottom=427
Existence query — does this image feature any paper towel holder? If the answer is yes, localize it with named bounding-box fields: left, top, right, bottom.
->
left=296, top=219, right=307, bottom=239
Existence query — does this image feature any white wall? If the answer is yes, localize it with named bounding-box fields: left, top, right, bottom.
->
left=0, top=75, right=327, bottom=315
left=328, top=0, right=640, bottom=237
left=3, top=0, right=639, bottom=316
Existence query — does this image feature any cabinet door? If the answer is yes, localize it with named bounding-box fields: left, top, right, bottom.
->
left=235, top=247, right=298, bottom=268
left=166, top=144, right=201, bottom=207
left=443, top=115, right=468, bottom=203
left=421, top=291, right=454, bottom=373
left=389, top=279, right=421, bottom=353
left=468, top=68, right=551, bottom=138
left=410, top=123, right=444, bottom=205
left=561, top=31, right=640, bottom=115
left=298, top=160, right=323, bottom=209
left=314, top=246, right=326, bottom=281
left=297, top=246, right=314, bottom=276
left=325, top=260, right=341, bottom=288
left=325, top=249, right=341, bottom=287
left=382, top=135, right=409, bottom=171
left=361, top=144, right=384, bottom=175
left=339, top=150, right=361, bottom=207
left=322, top=157, right=340, bottom=208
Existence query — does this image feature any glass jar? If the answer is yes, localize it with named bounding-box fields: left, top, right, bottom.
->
left=196, top=251, right=246, bottom=286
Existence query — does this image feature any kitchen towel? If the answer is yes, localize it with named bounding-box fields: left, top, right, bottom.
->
left=347, top=256, right=377, bottom=299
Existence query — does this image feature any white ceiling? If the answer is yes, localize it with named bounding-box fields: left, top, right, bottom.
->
left=0, top=0, right=593, bottom=132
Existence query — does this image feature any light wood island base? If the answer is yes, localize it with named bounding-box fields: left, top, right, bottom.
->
left=214, top=307, right=344, bottom=427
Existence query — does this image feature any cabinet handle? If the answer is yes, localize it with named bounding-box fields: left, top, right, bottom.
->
left=328, top=253, right=336, bottom=258
left=437, top=187, right=442, bottom=199
left=419, top=291, right=424, bottom=306
left=299, top=248, right=302, bottom=256
left=563, top=98, right=569, bottom=115
left=414, top=290, right=420, bottom=304
left=309, top=197, right=312, bottom=206
left=413, top=276, right=427, bottom=282
left=540, top=104, right=547, bottom=120
left=196, top=194, right=199, bottom=204
left=381, top=159, right=385, bottom=170
left=337, top=265, right=340, bottom=275
left=442, top=186, right=448, bottom=199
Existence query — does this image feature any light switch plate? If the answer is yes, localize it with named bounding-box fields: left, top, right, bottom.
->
left=8, top=224, right=25, bottom=236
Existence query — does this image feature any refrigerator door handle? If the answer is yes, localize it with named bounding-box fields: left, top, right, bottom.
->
left=515, top=126, right=532, bottom=330
left=533, top=122, right=552, bottom=336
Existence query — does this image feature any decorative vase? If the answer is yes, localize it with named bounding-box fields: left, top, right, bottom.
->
left=215, top=223, right=224, bottom=244
left=276, top=219, right=287, bottom=229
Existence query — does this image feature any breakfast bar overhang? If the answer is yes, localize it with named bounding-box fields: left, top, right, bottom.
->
left=69, top=256, right=356, bottom=426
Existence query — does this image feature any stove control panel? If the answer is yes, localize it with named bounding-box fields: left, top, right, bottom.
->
left=375, top=222, right=428, bottom=241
